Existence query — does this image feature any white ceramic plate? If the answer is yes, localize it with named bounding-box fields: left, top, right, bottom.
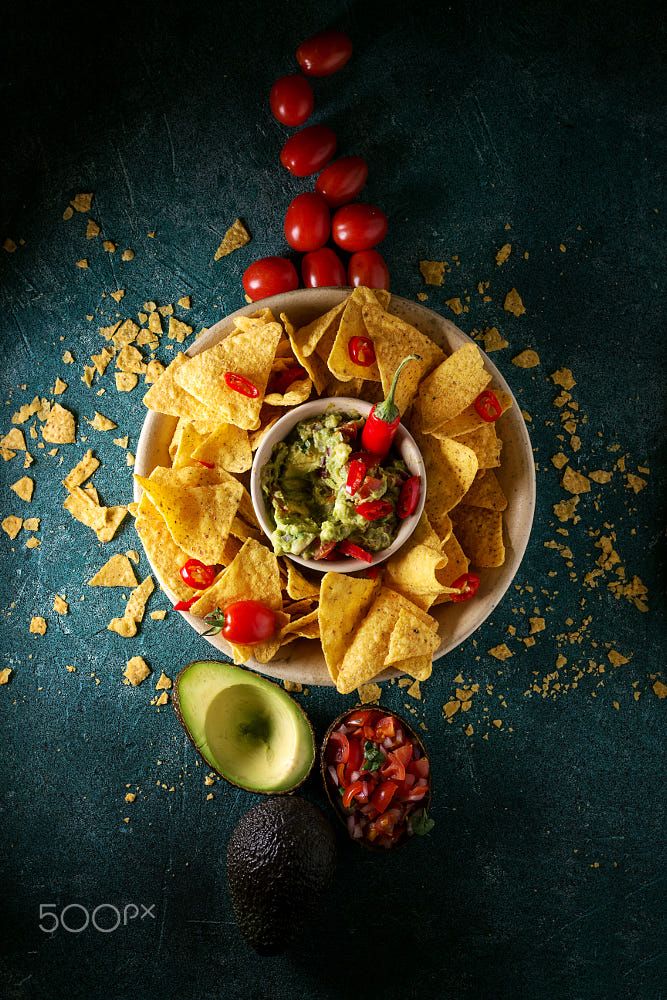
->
left=134, top=288, right=536, bottom=687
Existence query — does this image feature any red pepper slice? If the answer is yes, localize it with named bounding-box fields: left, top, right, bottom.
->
left=346, top=458, right=368, bottom=496
left=474, top=389, right=502, bottom=422
left=224, top=372, right=259, bottom=398
left=313, top=539, right=339, bottom=560
left=328, top=730, right=350, bottom=764
left=360, top=354, right=420, bottom=457
left=355, top=498, right=393, bottom=521
left=397, top=475, right=421, bottom=519
left=268, top=364, right=308, bottom=395
left=197, top=459, right=214, bottom=469
left=174, top=595, right=198, bottom=612
left=449, top=572, right=481, bottom=603
left=342, top=780, right=365, bottom=809
left=179, top=558, right=217, bottom=590
left=338, top=540, right=373, bottom=563
left=348, top=335, right=376, bottom=367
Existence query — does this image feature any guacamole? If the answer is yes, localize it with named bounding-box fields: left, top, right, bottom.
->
left=261, top=410, right=407, bottom=560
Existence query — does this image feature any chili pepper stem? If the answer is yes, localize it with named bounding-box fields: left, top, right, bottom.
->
left=373, top=354, right=421, bottom=424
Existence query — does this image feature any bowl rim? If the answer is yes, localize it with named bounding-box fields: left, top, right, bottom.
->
left=249, top=395, right=427, bottom=574
left=134, top=286, right=536, bottom=686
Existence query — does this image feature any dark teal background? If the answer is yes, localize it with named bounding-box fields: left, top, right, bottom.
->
left=1, top=2, right=665, bottom=998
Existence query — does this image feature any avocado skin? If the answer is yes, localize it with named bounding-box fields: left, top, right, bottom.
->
left=227, top=797, right=336, bottom=955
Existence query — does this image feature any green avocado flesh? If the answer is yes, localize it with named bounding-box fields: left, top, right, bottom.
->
left=174, top=660, right=315, bottom=793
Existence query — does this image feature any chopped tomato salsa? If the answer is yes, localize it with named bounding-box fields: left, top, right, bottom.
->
left=323, top=708, right=432, bottom=848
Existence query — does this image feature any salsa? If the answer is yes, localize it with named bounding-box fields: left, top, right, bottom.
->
left=261, top=409, right=407, bottom=560
left=323, top=708, right=433, bottom=848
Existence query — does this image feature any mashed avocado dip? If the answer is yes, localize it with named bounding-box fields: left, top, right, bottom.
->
left=261, top=409, right=407, bottom=560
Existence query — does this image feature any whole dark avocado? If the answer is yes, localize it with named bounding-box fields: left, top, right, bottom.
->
left=227, top=796, right=336, bottom=955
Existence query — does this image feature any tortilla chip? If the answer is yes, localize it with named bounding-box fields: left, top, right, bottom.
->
left=108, top=575, right=154, bottom=637
left=10, top=476, right=34, bottom=501
left=450, top=507, right=505, bottom=567
left=460, top=470, right=508, bottom=511
left=293, top=300, right=346, bottom=360
left=41, top=404, right=76, bottom=444
left=63, top=448, right=100, bottom=489
left=434, top=388, right=512, bottom=438
left=384, top=607, right=440, bottom=664
left=326, top=287, right=383, bottom=381
left=143, top=353, right=217, bottom=421
left=286, top=561, right=320, bottom=601
left=418, top=435, right=478, bottom=527
left=89, top=553, right=138, bottom=588
left=319, top=573, right=376, bottom=683
left=173, top=320, right=282, bottom=429
left=280, top=609, right=320, bottom=644
left=264, top=375, right=313, bottom=407
left=135, top=497, right=193, bottom=602
left=2, top=515, right=23, bottom=539
left=454, top=423, right=502, bottom=469
left=362, top=303, right=445, bottom=413
left=214, top=219, right=251, bottom=260
left=134, top=474, right=243, bottom=564
left=63, top=487, right=127, bottom=542
left=190, top=538, right=282, bottom=621
left=192, top=423, right=252, bottom=474
left=284, top=597, right=315, bottom=617
left=417, top=344, right=491, bottom=433
left=172, top=423, right=211, bottom=470
left=335, top=588, right=400, bottom=694
left=384, top=540, right=449, bottom=611
left=391, top=655, right=433, bottom=682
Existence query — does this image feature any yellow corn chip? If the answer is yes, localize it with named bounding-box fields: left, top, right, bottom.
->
left=173, top=320, right=282, bottom=429
left=391, top=655, right=433, bottom=682
left=319, top=572, right=376, bottom=683
left=433, top=388, right=512, bottom=438
left=143, top=353, right=217, bottom=421
left=384, top=607, right=439, bottom=664
left=135, top=496, right=193, bottom=602
left=286, top=561, right=320, bottom=601
left=384, top=540, right=449, bottom=611
left=264, top=375, right=313, bottom=407
left=41, top=404, right=76, bottom=444
left=280, top=609, right=320, bottom=644
left=1, top=428, right=26, bottom=450
left=326, top=287, right=384, bottom=381
left=335, top=587, right=402, bottom=694
left=134, top=474, right=243, bottom=564
left=418, top=435, right=478, bottom=526
left=454, top=423, right=502, bottom=468
left=214, top=219, right=251, bottom=260
left=63, top=449, right=99, bottom=488
left=108, top=575, right=154, bottom=637
left=362, top=302, right=445, bottom=413
left=10, top=476, right=34, bottom=501
left=192, top=423, right=252, bottom=474
left=63, top=487, right=127, bottom=542
left=460, top=469, right=508, bottom=511
left=89, top=553, right=139, bottom=588
left=284, top=311, right=330, bottom=395
left=190, top=538, right=282, bottom=621
left=450, top=507, right=505, bottom=567
left=417, top=344, right=491, bottom=433
left=172, top=423, right=211, bottom=470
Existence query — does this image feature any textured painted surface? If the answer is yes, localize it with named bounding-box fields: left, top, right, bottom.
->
left=0, top=2, right=665, bottom=999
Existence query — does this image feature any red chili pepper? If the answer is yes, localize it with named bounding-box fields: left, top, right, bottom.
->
left=449, top=572, right=481, bottom=603
left=360, top=354, right=421, bottom=457
left=397, top=475, right=421, bottom=519
left=338, top=540, right=373, bottom=563
left=268, top=364, right=308, bottom=395
left=474, top=389, right=502, bottom=422
left=197, top=459, right=214, bottom=469
left=224, top=372, right=259, bottom=398
left=174, top=595, right=199, bottom=612
left=348, top=335, right=376, bottom=367
left=356, top=498, right=393, bottom=521
left=179, top=558, right=216, bottom=590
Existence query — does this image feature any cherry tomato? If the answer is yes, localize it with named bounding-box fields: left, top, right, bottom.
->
left=284, top=192, right=330, bottom=252
left=280, top=125, right=337, bottom=177
left=221, top=600, right=277, bottom=645
left=242, top=257, right=299, bottom=301
left=269, top=74, right=314, bottom=126
left=296, top=30, right=353, bottom=77
left=370, top=780, right=398, bottom=814
left=332, top=204, right=388, bottom=251
left=179, top=558, right=216, bottom=590
left=348, top=249, right=390, bottom=290
left=301, top=247, right=346, bottom=287
left=315, top=156, right=368, bottom=207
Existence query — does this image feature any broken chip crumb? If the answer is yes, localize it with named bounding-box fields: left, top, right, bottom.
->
left=167, top=317, right=193, bottom=343
left=495, top=243, right=512, bottom=266
left=42, top=403, right=76, bottom=444
left=123, top=655, right=151, bottom=686
left=419, top=260, right=446, bottom=286
left=357, top=682, right=382, bottom=704
left=150, top=610, right=167, bottom=621
left=88, top=411, right=117, bottom=432
left=10, top=476, right=34, bottom=502
left=562, top=466, right=591, bottom=495
left=102, top=240, right=116, bottom=253
left=26, top=537, right=41, bottom=549
left=177, top=296, right=191, bottom=310
left=124, top=792, right=136, bottom=803
left=503, top=288, right=525, bottom=316
left=445, top=297, right=463, bottom=315
left=71, top=193, right=93, bottom=213
left=0, top=668, right=13, bottom=685
left=488, top=643, right=513, bottom=661
left=75, top=259, right=89, bottom=269
left=30, top=615, right=47, bottom=635
left=214, top=219, right=251, bottom=260
left=62, top=351, right=74, bottom=365
left=115, top=372, right=138, bottom=392
left=529, top=617, right=546, bottom=634
left=53, top=595, right=69, bottom=614
left=121, top=248, right=135, bottom=261
left=625, top=474, right=647, bottom=494
left=652, top=679, right=667, bottom=699
left=86, top=219, right=100, bottom=239
left=155, top=672, right=172, bottom=691
left=551, top=368, right=576, bottom=390
left=512, top=349, right=540, bottom=368
left=2, top=515, right=23, bottom=539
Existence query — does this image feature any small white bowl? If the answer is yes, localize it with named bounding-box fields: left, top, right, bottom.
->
left=250, top=397, right=427, bottom=575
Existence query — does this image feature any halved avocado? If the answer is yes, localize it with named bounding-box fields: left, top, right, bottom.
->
left=173, top=660, right=315, bottom=793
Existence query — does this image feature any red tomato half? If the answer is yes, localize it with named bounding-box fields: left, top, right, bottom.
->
left=280, top=125, right=337, bottom=177
left=284, top=192, right=330, bottom=252
left=242, top=257, right=299, bottom=301
left=332, top=204, right=388, bottom=251
left=315, top=156, right=368, bottom=207
left=348, top=249, right=390, bottom=290
left=269, top=74, right=314, bottom=127
left=296, top=30, right=353, bottom=77
left=301, top=247, right=346, bottom=287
